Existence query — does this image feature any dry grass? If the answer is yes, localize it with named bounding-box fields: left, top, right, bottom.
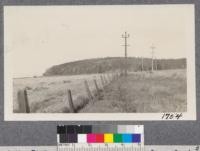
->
left=13, top=74, right=105, bottom=113
left=80, top=69, right=187, bottom=113
left=13, top=69, right=187, bottom=113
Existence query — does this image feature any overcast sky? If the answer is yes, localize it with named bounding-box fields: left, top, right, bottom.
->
left=4, top=5, right=194, bottom=78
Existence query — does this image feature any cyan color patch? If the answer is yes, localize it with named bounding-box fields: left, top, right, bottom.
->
left=122, top=134, right=132, bottom=143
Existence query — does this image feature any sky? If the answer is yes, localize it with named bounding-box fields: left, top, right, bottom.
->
left=4, top=5, right=194, bottom=78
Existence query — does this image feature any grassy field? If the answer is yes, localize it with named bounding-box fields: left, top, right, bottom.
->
left=80, top=69, right=187, bottom=113
left=13, top=74, right=104, bottom=113
left=13, top=69, right=187, bottom=113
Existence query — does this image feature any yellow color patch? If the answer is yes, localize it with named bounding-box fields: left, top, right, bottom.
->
left=104, top=133, right=113, bottom=143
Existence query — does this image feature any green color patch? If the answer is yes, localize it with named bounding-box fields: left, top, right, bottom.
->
left=114, top=134, right=122, bottom=143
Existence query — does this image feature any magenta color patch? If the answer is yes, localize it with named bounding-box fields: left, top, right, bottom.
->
left=87, top=134, right=96, bottom=143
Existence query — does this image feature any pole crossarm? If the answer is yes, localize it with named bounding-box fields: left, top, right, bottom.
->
left=121, top=31, right=130, bottom=76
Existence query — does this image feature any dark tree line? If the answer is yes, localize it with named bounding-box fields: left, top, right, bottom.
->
left=43, top=57, right=186, bottom=76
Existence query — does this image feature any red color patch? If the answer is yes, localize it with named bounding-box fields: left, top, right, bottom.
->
left=95, top=134, right=104, bottom=143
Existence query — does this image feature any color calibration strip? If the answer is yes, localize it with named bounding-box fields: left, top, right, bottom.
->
left=57, top=125, right=143, bottom=144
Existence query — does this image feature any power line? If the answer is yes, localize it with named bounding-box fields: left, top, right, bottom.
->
left=141, top=57, right=144, bottom=71
left=122, top=32, right=130, bottom=76
left=150, top=44, right=156, bottom=72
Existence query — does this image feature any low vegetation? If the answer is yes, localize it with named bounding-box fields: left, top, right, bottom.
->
left=13, top=69, right=187, bottom=113
left=80, top=69, right=187, bottom=113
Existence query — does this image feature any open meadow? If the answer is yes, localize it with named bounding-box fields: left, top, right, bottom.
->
left=13, top=69, right=187, bottom=113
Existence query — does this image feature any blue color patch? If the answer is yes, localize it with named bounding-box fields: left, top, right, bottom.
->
left=122, top=134, right=132, bottom=143
left=132, top=134, right=141, bottom=143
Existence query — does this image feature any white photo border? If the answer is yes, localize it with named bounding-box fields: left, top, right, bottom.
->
left=4, top=4, right=196, bottom=121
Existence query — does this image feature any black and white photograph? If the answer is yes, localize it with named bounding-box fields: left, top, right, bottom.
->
left=4, top=5, right=196, bottom=120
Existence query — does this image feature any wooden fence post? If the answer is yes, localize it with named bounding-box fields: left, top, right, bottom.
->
left=113, top=73, right=116, bottom=81
left=109, top=73, right=112, bottom=81
left=109, top=74, right=112, bottom=83
left=107, top=74, right=110, bottom=82
left=67, top=89, right=75, bottom=113
left=93, top=79, right=100, bottom=98
left=94, top=79, right=100, bottom=92
left=107, top=74, right=111, bottom=83
left=103, top=75, right=108, bottom=85
left=17, top=88, right=30, bottom=113
left=84, top=80, right=93, bottom=101
left=100, top=75, right=105, bottom=88
left=111, top=74, right=114, bottom=80
left=113, top=73, right=116, bottom=80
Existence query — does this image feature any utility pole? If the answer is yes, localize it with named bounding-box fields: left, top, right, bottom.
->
left=141, top=57, right=144, bottom=71
left=155, top=57, right=157, bottom=71
left=122, top=32, right=130, bottom=76
left=150, top=44, right=155, bottom=72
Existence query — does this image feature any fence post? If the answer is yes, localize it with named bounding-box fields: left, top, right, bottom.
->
left=103, top=75, right=108, bottom=85
left=111, top=73, right=114, bottom=81
left=113, top=73, right=116, bottom=81
left=100, top=75, right=105, bottom=88
left=110, top=74, right=113, bottom=81
left=109, top=74, right=112, bottom=83
left=107, top=74, right=110, bottom=83
left=17, top=88, right=30, bottom=113
left=67, top=89, right=75, bottom=113
left=84, top=80, right=93, bottom=101
left=94, top=79, right=100, bottom=92
left=112, top=74, right=114, bottom=81
left=93, top=79, right=100, bottom=98
left=106, top=74, right=110, bottom=84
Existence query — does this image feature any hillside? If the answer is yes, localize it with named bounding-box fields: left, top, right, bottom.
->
left=43, top=57, right=186, bottom=76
